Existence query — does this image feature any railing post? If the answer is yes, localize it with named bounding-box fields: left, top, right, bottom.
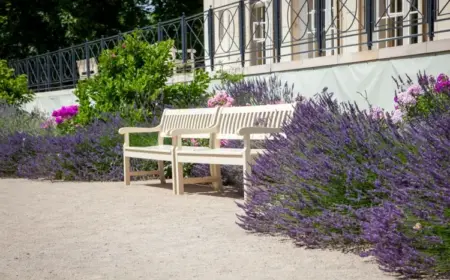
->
left=46, top=52, right=51, bottom=90
left=118, top=32, right=123, bottom=43
left=181, top=13, right=187, bottom=63
left=315, top=0, right=324, bottom=56
left=101, top=35, right=106, bottom=52
left=85, top=39, right=91, bottom=79
left=273, top=0, right=281, bottom=62
left=365, top=0, right=374, bottom=50
left=58, top=48, right=63, bottom=88
left=36, top=57, right=40, bottom=89
left=71, top=46, right=77, bottom=86
left=25, top=58, right=30, bottom=88
left=208, top=6, right=215, bottom=71
left=158, top=22, right=163, bottom=42
left=239, top=0, right=246, bottom=67
left=427, top=0, right=436, bottom=41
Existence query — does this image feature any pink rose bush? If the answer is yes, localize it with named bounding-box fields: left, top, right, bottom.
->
left=391, top=72, right=450, bottom=123
left=207, top=90, right=234, bottom=108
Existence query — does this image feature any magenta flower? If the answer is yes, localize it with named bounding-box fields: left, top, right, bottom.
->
left=51, top=104, right=79, bottom=125
left=434, top=73, right=450, bottom=93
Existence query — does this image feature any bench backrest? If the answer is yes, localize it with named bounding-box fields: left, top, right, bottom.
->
left=216, top=103, right=295, bottom=140
left=159, top=107, right=220, bottom=139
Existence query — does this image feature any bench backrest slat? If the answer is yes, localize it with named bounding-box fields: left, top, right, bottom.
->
left=159, top=107, right=219, bottom=139
left=217, top=103, right=295, bottom=140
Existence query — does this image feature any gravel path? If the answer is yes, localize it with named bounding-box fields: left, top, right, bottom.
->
left=0, top=179, right=395, bottom=280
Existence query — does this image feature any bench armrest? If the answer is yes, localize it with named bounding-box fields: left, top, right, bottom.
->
left=169, top=125, right=219, bottom=137
left=118, top=126, right=161, bottom=135
left=238, top=127, right=281, bottom=136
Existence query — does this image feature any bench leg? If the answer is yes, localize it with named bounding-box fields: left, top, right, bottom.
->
left=243, top=161, right=251, bottom=202
left=175, top=162, right=184, bottom=195
left=158, top=161, right=166, bottom=184
left=210, top=164, right=222, bottom=192
left=124, top=156, right=131, bottom=186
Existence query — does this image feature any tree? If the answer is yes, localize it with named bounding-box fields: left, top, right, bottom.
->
left=150, top=0, right=203, bottom=22
left=0, top=0, right=151, bottom=60
left=0, top=60, right=34, bottom=106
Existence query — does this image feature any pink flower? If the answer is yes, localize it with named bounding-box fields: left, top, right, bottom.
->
left=391, top=109, right=403, bottom=124
left=220, top=139, right=229, bottom=147
left=40, top=118, right=56, bottom=129
left=406, top=84, right=423, bottom=96
left=370, top=106, right=384, bottom=120
left=396, top=91, right=417, bottom=106
left=122, top=43, right=126, bottom=49
left=273, top=100, right=285, bottom=104
left=207, top=90, right=234, bottom=108
left=190, top=138, right=199, bottom=147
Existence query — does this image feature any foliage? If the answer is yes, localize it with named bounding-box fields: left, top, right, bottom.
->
left=0, top=0, right=151, bottom=59
left=151, top=0, right=202, bottom=23
left=0, top=102, right=46, bottom=140
left=162, top=69, right=211, bottom=108
left=212, top=70, right=245, bottom=84
left=74, top=32, right=174, bottom=124
left=0, top=60, right=34, bottom=106
left=237, top=91, right=450, bottom=278
left=0, top=113, right=158, bottom=180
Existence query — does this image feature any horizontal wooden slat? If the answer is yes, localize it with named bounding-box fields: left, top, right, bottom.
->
left=130, top=170, right=161, bottom=177
left=183, top=176, right=220, bottom=184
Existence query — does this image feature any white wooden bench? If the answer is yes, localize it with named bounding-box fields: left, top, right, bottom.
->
left=118, top=107, right=220, bottom=193
left=169, top=103, right=295, bottom=200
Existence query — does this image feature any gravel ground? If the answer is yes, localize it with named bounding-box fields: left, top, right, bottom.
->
left=0, top=179, right=395, bottom=280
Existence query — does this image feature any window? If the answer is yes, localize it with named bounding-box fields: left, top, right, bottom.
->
left=218, top=10, right=225, bottom=42
left=250, top=0, right=267, bottom=65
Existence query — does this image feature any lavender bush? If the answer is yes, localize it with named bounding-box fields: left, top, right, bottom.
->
left=238, top=92, right=450, bottom=278
left=214, top=74, right=301, bottom=105
left=0, top=113, right=158, bottom=181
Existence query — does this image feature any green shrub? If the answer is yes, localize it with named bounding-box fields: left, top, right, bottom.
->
left=162, top=69, right=211, bottom=108
left=74, top=31, right=175, bottom=125
left=0, top=60, right=34, bottom=106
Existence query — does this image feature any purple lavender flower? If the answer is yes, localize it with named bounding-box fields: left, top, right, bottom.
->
left=237, top=92, right=450, bottom=278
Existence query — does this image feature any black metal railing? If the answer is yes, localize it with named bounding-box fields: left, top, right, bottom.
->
left=8, top=0, right=450, bottom=92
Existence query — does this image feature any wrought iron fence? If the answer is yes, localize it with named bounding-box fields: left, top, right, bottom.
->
left=8, top=0, right=450, bottom=92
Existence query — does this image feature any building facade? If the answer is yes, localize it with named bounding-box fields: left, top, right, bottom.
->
left=203, top=0, right=450, bottom=71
